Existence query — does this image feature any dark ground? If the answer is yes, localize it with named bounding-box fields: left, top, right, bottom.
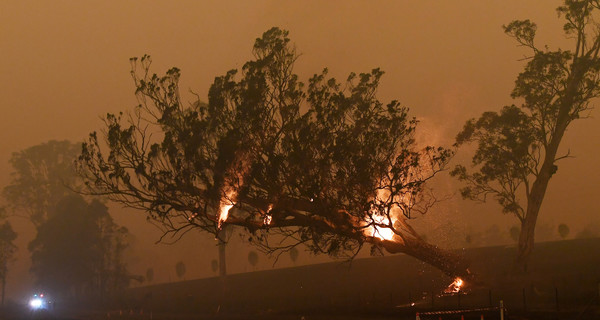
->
left=2, top=305, right=598, bottom=320
left=3, top=238, right=600, bottom=319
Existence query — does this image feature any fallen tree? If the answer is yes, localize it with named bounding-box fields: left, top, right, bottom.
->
left=78, top=28, right=471, bottom=280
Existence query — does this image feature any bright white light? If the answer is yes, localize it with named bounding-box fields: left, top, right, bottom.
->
left=29, top=298, right=43, bottom=309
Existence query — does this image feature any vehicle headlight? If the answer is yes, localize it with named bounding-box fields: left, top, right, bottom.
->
left=29, top=298, right=43, bottom=309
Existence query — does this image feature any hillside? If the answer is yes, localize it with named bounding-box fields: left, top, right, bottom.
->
left=122, top=238, right=600, bottom=317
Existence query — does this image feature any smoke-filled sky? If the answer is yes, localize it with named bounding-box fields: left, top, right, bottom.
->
left=2, top=1, right=599, bottom=299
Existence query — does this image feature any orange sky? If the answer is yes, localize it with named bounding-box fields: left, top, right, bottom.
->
left=1, top=0, right=599, bottom=300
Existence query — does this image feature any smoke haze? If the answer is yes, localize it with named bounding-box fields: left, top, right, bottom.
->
left=1, top=0, right=598, bottom=300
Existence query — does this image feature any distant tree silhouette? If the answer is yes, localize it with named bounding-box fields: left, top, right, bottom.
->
left=289, top=247, right=299, bottom=264
left=78, top=27, right=469, bottom=279
left=0, top=220, right=16, bottom=306
left=558, top=223, right=570, bottom=240
left=453, top=1, right=600, bottom=269
left=465, top=234, right=472, bottom=246
left=29, top=195, right=130, bottom=299
left=3, top=140, right=81, bottom=228
left=146, top=267, right=154, bottom=283
left=247, top=251, right=258, bottom=269
left=175, top=261, right=186, bottom=280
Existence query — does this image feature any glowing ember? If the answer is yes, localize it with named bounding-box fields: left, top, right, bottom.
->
left=262, top=204, right=273, bottom=226
left=445, top=277, right=464, bottom=293
left=264, top=215, right=272, bottom=225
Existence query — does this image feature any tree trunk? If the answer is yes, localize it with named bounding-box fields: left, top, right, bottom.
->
left=1, top=272, right=5, bottom=307
left=515, top=65, right=581, bottom=269
left=517, top=219, right=534, bottom=272
left=517, top=190, right=544, bottom=271
left=516, top=136, right=560, bottom=270
left=218, top=228, right=227, bottom=277
left=378, top=237, right=472, bottom=281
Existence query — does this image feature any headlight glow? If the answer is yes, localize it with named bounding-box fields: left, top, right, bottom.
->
left=29, top=297, right=43, bottom=309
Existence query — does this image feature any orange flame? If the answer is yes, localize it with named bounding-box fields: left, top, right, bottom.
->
left=263, top=215, right=272, bottom=225
left=262, top=204, right=273, bottom=226
left=363, top=189, right=396, bottom=241
left=368, top=214, right=395, bottom=240
left=445, top=277, right=464, bottom=293
left=217, top=190, right=236, bottom=229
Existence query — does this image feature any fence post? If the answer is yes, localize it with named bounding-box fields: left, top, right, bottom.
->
left=500, top=300, right=504, bottom=320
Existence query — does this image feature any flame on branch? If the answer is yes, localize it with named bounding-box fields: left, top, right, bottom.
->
left=361, top=149, right=439, bottom=242
left=363, top=189, right=397, bottom=241
left=263, top=204, right=273, bottom=226
left=217, top=190, right=235, bottom=229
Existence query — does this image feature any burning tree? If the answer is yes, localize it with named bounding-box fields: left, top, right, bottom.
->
left=452, top=0, right=600, bottom=269
left=78, top=28, right=469, bottom=279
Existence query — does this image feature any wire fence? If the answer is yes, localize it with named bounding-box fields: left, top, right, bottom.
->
left=416, top=303, right=505, bottom=320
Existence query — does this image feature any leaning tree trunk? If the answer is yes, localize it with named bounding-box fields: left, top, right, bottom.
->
left=377, top=237, right=472, bottom=281
left=516, top=149, right=559, bottom=270
left=516, top=74, right=575, bottom=270
left=516, top=132, right=562, bottom=271
left=517, top=180, right=547, bottom=271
